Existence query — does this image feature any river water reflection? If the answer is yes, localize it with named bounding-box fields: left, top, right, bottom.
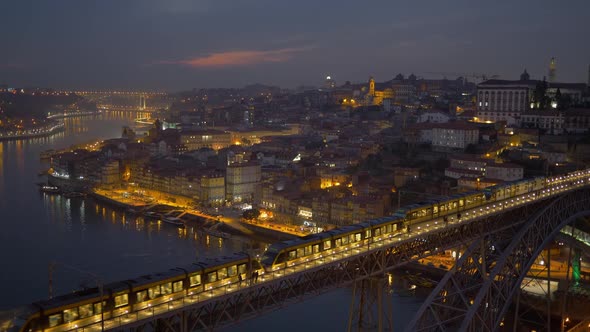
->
left=0, top=112, right=424, bottom=331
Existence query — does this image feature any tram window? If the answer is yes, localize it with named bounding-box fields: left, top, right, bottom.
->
left=190, top=274, right=201, bottom=287
left=335, top=238, right=342, bottom=247
left=228, top=265, right=237, bottom=277
left=173, top=281, right=183, bottom=293
left=341, top=236, right=349, bottom=245
left=354, top=233, right=361, bottom=242
left=393, top=223, right=398, bottom=231
left=93, top=302, right=104, bottom=315
left=323, top=240, right=331, bottom=250
left=375, top=228, right=381, bottom=236
left=238, top=264, right=247, bottom=274
left=365, top=230, right=370, bottom=238
left=208, top=272, right=217, bottom=283
left=297, top=247, right=305, bottom=257
left=288, top=251, right=296, bottom=259
left=161, top=282, right=172, bottom=295
left=304, top=246, right=312, bottom=255
left=63, top=308, right=79, bottom=322
left=459, top=199, right=464, bottom=207
left=452, top=201, right=457, bottom=209
left=137, top=290, right=148, bottom=302
left=114, top=294, right=129, bottom=308
left=218, top=268, right=228, bottom=279
left=148, top=285, right=161, bottom=299
left=385, top=225, right=391, bottom=233
left=349, top=234, right=355, bottom=243
left=78, top=304, right=93, bottom=318
left=48, top=314, right=62, bottom=327
left=433, top=205, right=438, bottom=214
left=313, top=244, right=319, bottom=253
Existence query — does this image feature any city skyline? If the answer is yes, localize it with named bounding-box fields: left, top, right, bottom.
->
left=1, top=0, right=589, bottom=90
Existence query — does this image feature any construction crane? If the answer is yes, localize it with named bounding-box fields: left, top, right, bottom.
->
left=423, top=72, right=499, bottom=82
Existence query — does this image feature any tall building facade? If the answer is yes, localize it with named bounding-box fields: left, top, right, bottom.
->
left=225, top=161, right=261, bottom=203
left=476, top=79, right=536, bottom=125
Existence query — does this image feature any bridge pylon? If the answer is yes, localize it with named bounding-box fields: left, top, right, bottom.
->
left=347, top=274, right=393, bottom=332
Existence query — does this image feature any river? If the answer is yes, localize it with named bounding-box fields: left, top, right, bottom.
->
left=0, top=112, right=425, bottom=331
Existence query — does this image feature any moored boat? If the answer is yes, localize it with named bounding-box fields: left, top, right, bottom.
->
left=39, top=185, right=60, bottom=194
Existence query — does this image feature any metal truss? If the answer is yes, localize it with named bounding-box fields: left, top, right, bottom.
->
left=114, top=195, right=560, bottom=331
left=406, top=189, right=590, bottom=332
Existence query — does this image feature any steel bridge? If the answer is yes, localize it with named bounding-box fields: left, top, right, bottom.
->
left=40, top=180, right=586, bottom=332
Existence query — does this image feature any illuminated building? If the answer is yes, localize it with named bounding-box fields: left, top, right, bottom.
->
left=180, top=129, right=231, bottom=151
left=225, top=161, right=261, bottom=203
left=431, top=122, right=479, bottom=151
left=476, top=77, right=534, bottom=125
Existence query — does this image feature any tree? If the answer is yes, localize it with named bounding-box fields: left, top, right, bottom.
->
left=242, top=209, right=260, bottom=220
left=533, top=79, right=549, bottom=109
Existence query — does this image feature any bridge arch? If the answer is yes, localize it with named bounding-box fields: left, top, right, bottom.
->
left=406, top=188, right=590, bottom=332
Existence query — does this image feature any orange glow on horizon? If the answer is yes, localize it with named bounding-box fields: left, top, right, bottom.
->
left=157, top=47, right=311, bottom=68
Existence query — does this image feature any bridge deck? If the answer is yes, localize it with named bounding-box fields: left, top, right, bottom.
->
left=45, top=181, right=587, bottom=332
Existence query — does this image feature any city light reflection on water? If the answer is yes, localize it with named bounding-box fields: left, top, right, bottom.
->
left=0, top=112, right=424, bottom=331
left=0, top=113, right=246, bottom=310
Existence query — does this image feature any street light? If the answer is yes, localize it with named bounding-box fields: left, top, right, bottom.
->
left=49, top=261, right=104, bottom=331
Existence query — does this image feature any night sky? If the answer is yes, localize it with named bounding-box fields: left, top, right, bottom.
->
left=1, top=0, right=589, bottom=91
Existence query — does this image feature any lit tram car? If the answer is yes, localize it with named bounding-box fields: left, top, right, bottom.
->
left=12, top=169, right=590, bottom=332
left=27, top=281, right=130, bottom=331
left=18, top=253, right=259, bottom=332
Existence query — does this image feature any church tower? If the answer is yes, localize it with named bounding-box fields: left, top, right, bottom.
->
left=369, top=77, right=375, bottom=96
left=548, top=57, right=556, bottom=82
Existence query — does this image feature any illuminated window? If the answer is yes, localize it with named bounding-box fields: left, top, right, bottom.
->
left=173, top=281, right=183, bottom=293
left=208, top=272, right=217, bottom=283
left=63, top=308, right=79, bottom=322
left=161, top=282, right=172, bottom=295
left=49, top=314, right=62, bottom=327
left=78, top=304, right=93, bottom=318
left=341, top=236, right=349, bottom=245
left=323, top=240, right=331, bottom=249
left=288, top=250, right=296, bottom=259
left=297, top=247, right=305, bottom=257
left=136, top=290, right=148, bottom=302
left=93, top=302, right=104, bottom=315
left=227, top=265, right=237, bottom=277
left=218, top=268, right=228, bottom=279
left=114, top=294, right=129, bottom=308
left=148, top=286, right=161, bottom=299
left=238, top=264, right=247, bottom=275
left=313, top=244, right=320, bottom=253
left=189, top=274, right=201, bottom=287
left=304, top=246, right=312, bottom=256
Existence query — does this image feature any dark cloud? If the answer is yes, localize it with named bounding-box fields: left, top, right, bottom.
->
left=1, top=0, right=589, bottom=90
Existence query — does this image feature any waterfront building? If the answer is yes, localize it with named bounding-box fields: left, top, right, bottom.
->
left=226, top=160, right=262, bottom=204
left=100, top=160, right=120, bottom=185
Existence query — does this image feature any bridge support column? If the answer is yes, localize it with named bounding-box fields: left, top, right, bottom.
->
left=347, top=275, right=393, bottom=332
